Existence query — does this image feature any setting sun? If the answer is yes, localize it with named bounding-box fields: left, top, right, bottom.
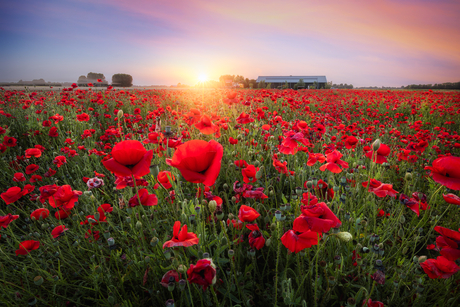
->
left=198, top=74, right=208, bottom=82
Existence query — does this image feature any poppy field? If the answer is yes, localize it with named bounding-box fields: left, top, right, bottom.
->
left=1, top=86, right=460, bottom=307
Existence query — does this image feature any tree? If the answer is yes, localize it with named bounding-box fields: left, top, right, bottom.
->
left=87, top=72, right=105, bottom=80
left=258, top=80, right=266, bottom=89
left=282, top=81, right=289, bottom=89
left=295, top=78, right=305, bottom=90
left=112, top=74, right=133, bottom=87
left=325, top=81, right=332, bottom=89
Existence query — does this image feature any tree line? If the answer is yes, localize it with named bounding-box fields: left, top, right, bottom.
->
left=402, top=82, right=460, bottom=90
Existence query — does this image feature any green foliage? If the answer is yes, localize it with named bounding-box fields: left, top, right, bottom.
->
left=112, top=73, right=133, bottom=87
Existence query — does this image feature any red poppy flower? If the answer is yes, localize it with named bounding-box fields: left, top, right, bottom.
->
left=301, top=192, right=318, bottom=206
left=166, top=140, right=223, bottom=186
left=53, top=156, right=67, bottom=168
left=16, top=240, right=40, bottom=256
left=420, top=256, right=460, bottom=279
left=13, top=173, right=26, bottom=182
left=0, top=213, right=19, bottom=228
left=242, top=164, right=259, bottom=183
left=238, top=205, right=260, bottom=222
left=30, top=208, right=50, bottom=220
left=85, top=229, right=100, bottom=242
left=157, top=171, right=175, bottom=189
left=51, top=225, right=68, bottom=238
left=55, top=209, right=72, bottom=220
left=443, top=194, right=460, bottom=205
left=30, top=175, right=42, bottom=183
left=236, top=112, right=254, bottom=124
left=49, top=185, right=82, bottom=211
left=103, top=140, right=154, bottom=178
left=363, top=299, right=385, bottom=307
left=163, top=221, right=199, bottom=248
left=344, top=135, right=358, bottom=149
left=434, top=226, right=460, bottom=261
left=1, top=186, right=24, bottom=205
left=48, top=126, right=59, bottom=137
left=128, top=188, right=158, bottom=207
left=3, top=136, right=17, bottom=147
left=97, top=203, right=113, bottom=217
left=319, top=150, right=348, bottom=173
left=365, top=144, right=391, bottom=164
left=229, top=137, right=238, bottom=145
left=187, top=259, right=216, bottom=290
left=160, top=270, right=181, bottom=288
left=281, top=230, right=320, bottom=253
left=76, top=113, right=90, bottom=122
left=425, top=156, right=460, bottom=190
left=362, top=179, right=398, bottom=198
left=307, top=153, right=326, bottom=166
left=227, top=218, right=243, bottom=230
left=25, top=148, right=42, bottom=158
left=246, top=223, right=265, bottom=250
left=39, top=184, right=58, bottom=203
left=194, top=115, right=218, bottom=135
left=298, top=202, right=341, bottom=231
left=25, top=164, right=39, bottom=175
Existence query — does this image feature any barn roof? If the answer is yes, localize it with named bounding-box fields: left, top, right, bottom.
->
left=256, top=76, right=327, bottom=83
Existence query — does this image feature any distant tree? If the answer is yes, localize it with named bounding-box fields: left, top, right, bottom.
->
left=258, top=80, right=266, bottom=89
left=266, top=83, right=272, bottom=89
left=313, top=81, right=318, bottom=89
left=112, top=74, right=133, bottom=87
left=325, top=81, right=332, bottom=89
left=87, top=72, right=105, bottom=80
left=282, top=81, right=289, bottom=89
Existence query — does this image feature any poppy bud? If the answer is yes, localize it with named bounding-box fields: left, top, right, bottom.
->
left=107, top=237, right=115, bottom=246
left=399, top=215, right=406, bottom=224
left=208, top=200, right=217, bottom=213
left=223, top=183, right=229, bottom=190
left=108, top=296, right=115, bottom=304
left=168, top=282, right=175, bottom=291
left=177, top=264, right=187, bottom=274
left=117, top=110, right=123, bottom=118
left=95, top=266, right=102, bottom=273
left=256, top=168, right=264, bottom=179
left=265, top=238, right=271, bottom=247
left=201, top=199, right=208, bottom=206
left=418, top=256, right=427, bottom=263
left=126, top=217, right=131, bottom=223
left=334, top=255, right=342, bottom=264
left=178, top=279, right=186, bottom=291
left=306, top=181, right=313, bottom=189
left=33, top=276, right=44, bottom=286
left=150, top=164, right=160, bottom=177
left=372, top=139, right=381, bottom=151
left=347, top=298, right=356, bottom=307
left=164, top=249, right=171, bottom=260
left=136, top=221, right=142, bottom=229
left=328, top=276, right=336, bottom=285
left=150, top=237, right=159, bottom=247
left=270, top=223, right=276, bottom=231
left=405, top=172, right=412, bottom=181
left=228, top=250, right=234, bottom=257
left=216, top=211, right=224, bottom=220
left=221, top=237, right=228, bottom=246
left=337, top=232, right=352, bottom=242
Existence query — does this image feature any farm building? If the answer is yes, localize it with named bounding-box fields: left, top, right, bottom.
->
left=256, top=76, right=327, bottom=89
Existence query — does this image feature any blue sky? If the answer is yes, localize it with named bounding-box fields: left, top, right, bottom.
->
left=1, top=0, right=459, bottom=86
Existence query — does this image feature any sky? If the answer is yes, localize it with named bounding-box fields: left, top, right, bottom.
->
left=1, top=0, right=459, bottom=87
